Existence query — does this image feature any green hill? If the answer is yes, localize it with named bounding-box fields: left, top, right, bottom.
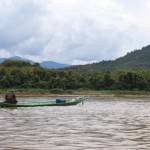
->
left=65, top=45, right=150, bottom=72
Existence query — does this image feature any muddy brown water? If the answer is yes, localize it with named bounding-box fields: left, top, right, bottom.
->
left=0, top=96, right=150, bottom=150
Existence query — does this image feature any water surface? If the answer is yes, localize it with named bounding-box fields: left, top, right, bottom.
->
left=0, top=96, right=150, bottom=150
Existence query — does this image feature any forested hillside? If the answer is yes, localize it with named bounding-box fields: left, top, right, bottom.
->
left=1, top=60, right=150, bottom=91
left=65, top=45, right=150, bottom=72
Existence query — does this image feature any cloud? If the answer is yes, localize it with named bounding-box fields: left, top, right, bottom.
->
left=0, top=48, right=11, bottom=58
left=72, top=59, right=97, bottom=65
left=0, top=0, right=150, bottom=65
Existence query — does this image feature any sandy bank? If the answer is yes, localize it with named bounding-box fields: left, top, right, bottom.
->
left=1, top=91, right=150, bottom=98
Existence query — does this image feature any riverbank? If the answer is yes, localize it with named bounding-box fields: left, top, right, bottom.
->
left=1, top=89, right=150, bottom=97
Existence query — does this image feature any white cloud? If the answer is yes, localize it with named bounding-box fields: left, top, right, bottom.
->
left=0, top=0, right=150, bottom=64
left=0, top=49, right=11, bottom=58
left=72, top=59, right=97, bottom=65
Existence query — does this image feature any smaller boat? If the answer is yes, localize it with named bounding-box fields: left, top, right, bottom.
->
left=0, top=96, right=86, bottom=107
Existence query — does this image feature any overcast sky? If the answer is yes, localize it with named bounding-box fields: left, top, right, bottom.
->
left=0, top=0, right=150, bottom=65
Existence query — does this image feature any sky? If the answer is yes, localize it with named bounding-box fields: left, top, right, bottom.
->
left=0, top=0, right=150, bottom=65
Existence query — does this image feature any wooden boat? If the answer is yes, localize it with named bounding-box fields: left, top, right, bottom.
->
left=0, top=96, right=86, bottom=107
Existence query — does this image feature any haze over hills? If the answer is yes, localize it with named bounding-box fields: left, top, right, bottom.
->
left=1, top=44, right=150, bottom=70
left=0, top=56, right=69, bottom=69
left=65, top=45, right=150, bottom=72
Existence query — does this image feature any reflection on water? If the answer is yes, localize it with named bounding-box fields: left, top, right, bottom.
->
left=0, top=96, right=150, bottom=149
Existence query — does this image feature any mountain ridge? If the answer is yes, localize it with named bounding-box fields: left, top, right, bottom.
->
left=0, top=56, right=69, bottom=69
left=65, top=45, right=150, bottom=72
left=1, top=44, right=150, bottom=70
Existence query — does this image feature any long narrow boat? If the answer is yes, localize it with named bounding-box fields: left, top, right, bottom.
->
left=0, top=96, right=86, bottom=107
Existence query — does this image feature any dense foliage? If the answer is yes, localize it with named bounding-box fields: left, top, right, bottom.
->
left=0, top=60, right=150, bottom=91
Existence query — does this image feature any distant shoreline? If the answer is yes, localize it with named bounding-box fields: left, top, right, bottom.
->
left=1, top=90, right=150, bottom=98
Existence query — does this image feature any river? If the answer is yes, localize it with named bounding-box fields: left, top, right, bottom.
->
left=0, top=96, right=150, bottom=150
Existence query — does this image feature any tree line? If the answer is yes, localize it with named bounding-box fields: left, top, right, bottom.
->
left=0, top=60, right=150, bottom=91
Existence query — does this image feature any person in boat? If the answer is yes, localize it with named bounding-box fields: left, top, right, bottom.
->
left=4, top=90, right=18, bottom=104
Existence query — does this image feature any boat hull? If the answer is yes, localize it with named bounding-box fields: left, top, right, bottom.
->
left=0, top=96, right=85, bottom=107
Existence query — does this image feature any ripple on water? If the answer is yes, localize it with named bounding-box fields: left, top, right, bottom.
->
left=0, top=96, right=150, bottom=149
